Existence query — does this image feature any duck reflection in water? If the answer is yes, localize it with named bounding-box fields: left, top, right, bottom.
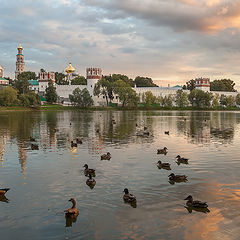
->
left=64, top=198, right=79, bottom=227
left=86, top=174, right=96, bottom=189
left=0, top=195, right=9, bottom=203
left=185, top=206, right=210, bottom=214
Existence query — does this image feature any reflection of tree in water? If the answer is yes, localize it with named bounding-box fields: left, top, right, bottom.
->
left=177, top=112, right=236, bottom=144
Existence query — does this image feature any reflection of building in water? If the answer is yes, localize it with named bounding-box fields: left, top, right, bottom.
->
left=0, top=134, right=8, bottom=168
left=18, top=142, right=27, bottom=175
left=177, top=112, right=236, bottom=144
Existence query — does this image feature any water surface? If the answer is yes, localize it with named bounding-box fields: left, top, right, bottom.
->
left=0, top=110, right=240, bottom=240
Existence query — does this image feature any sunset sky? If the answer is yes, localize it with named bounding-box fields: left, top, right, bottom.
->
left=1, top=0, right=240, bottom=87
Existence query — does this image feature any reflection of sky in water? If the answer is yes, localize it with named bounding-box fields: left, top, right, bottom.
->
left=0, top=111, right=240, bottom=240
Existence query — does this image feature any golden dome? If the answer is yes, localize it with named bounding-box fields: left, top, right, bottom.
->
left=18, top=42, right=23, bottom=50
left=65, top=61, right=75, bottom=73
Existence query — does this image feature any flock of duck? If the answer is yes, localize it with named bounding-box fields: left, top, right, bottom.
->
left=0, top=123, right=210, bottom=226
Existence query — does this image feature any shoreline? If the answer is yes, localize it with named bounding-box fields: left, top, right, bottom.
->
left=1, top=105, right=240, bottom=112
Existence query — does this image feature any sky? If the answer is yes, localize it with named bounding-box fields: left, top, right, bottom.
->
left=0, top=0, right=240, bottom=88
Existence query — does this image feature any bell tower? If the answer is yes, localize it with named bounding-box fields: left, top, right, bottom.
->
left=15, top=42, right=25, bottom=80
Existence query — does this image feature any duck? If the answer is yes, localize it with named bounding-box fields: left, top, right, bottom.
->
left=76, top=138, right=83, bottom=144
left=83, top=164, right=95, bottom=176
left=70, top=123, right=72, bottom=126
left=184, top=195, right=208, bottom=208
left=123, top=188, right=136, bottom=203
left=29, top=137, right=35, bottom=142
left=64, top=198, right=79, bottom=216
left=101, top=152, right=111, bottom=160
left=168, top=173, right=188, bottom=181
left=0, top=188, right=10, bottom=196
left=71, top=141, right=77, bottom=148
left=157, top=160, right=171, bottom=168
left=176, top=155, right=189, bottom=164
left=157, top=147, right=168, bottom=154
left=86, top=174, right=96, bottom=188
left=31, top=144, right=39, bottom=150
left=164, top=131, right=169, bottom=135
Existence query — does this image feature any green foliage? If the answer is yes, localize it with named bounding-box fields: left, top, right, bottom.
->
left=219, top=94, right=227, bottom=106
left=71, top=76, right=87, bottom=85
left=105, top=74, right=134, bottom=87
left=55, top=72, right=68, bottom=85
left=185, top=79, right=196, bottom=91
left=14, top=71, right=36, bottom=94
left=162, top=95, right=174, bottom=108
left=134, top=76, right=158, bottom=87
left=69, top=88, right=93, bottom=107
left=210, top=79, right=236, bottom=92
left=0, top=86, right=18, bottom=106
left=175, top=90, right=189, bottom=107
left=94, top=78, right=112, bottom=105
left=45, top=80, right=57, bottom=103
left=113, top=80, right=139, bottom=107
left=226, top=95, right=235, bottom=107
left=236, top=94, right=240, bottom=106
left=142, top=91, right=157, bottom=105
left=212, top=94, right=220, bottom=108
left=188, top=89, right=213, bottom=108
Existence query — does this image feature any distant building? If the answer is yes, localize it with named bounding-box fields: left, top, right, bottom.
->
left=65, top=59, right=79, bottom=83
left=195, top=78, right=210, bottom=92
left=38, top=71, right=55, bottom=93
left=15, top=42, right=25, bottom=80
left=28, top=80, right=39, bottom=93
left=0, top=65, right=4, bottom=78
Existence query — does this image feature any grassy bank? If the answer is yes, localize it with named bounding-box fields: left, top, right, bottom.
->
left=1, top=104, right=240, bottom=112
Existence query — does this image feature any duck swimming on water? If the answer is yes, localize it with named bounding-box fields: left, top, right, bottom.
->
left=101, top=152, right=111, bottom=160
left=76, top=138, right=83, bottom=144
left=123, top=188, right=136, bottom=203
left=0, top=188, right=10, bottom=196
left=176, top=155, right=189, bottom=164
left=168, top=173, right=188, bottom=181
left=64, top=198, right=79, bottom=216
left=157, top=160, right=171, bottom=169
left=83, top=164, right=95, bottom=176
left=184, top=195, right=208, bottom=208
left=157, top=147, right=168, bottom=155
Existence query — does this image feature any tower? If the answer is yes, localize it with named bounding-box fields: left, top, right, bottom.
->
left=195, top=78, right=210, bottom=92
left=65, top=58, right=76, bottom=84
left=0, top=65, right=3, bottom=78
left=15, top=42, right=25, bottom=80
left=86, top=68, right=102, bottom=104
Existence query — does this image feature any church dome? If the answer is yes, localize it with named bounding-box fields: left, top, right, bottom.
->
left=18, top=43, right=23, bottom=50
left=65, top=61, right=75, bottom=74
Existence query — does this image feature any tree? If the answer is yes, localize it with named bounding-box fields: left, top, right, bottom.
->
left=175, top=90, right=189, bottom=107
left=226, top=95, right=235, bottom=107
left=45, top=80, right=57, bottom=103
left=188, top=89, right=212, bottom=108
left=14, top=71, right=36, bottom=94
left=219, top=94, right=227, bottom=106
left=134, top=76, right=158, bottom=87
left=55, top=72, right=68, bottom=85
left=19, top=91, right=41, bottom=107
left=69, top=88, right=93, bottom=107
left=236, top=94, right=240, bottom=106
left=162, top=95, right=174, bottom=108
left=212, top=94, right=220, bottom=108
left=185, top=79, right=196, bottom=91
left=142, top=91, right=157, bottom=105
left=0, top=86, right=18, bottom=106
left=71, top=76, right=87, bottom=85
left=113, top=80, right=139, bottom=107
left=94, top=78, right=112, bottom=106
left=105, top=74, right=134, bottom=87
left=210, top=79, right=236, bottom=92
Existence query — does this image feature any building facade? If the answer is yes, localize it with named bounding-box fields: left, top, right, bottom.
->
left=38, top=71, right=55, bottom=93
left=15, top=42, right=25, bottom=80
left=195, top=78, right=210, bottom=92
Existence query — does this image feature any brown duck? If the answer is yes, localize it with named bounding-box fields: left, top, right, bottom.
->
left=64, top=198, right=79, bottom=216
left=101, top=152, right=111, bottom=160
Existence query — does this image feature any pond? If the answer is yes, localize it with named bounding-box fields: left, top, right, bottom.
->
left=0, top=110, right=240, bottom=240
